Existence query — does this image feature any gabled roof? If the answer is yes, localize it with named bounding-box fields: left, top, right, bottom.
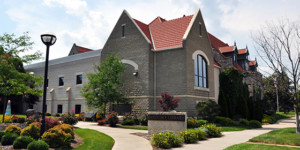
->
left=219, top=46, right=235, bottom=53
left=76, top=45, right=93, bottom=53
left=238, top=48, right=248, bottom=55
left=208, top=33, right=228, bottom=49
left=131, top=9, right=199, bottom=51
left=249, top=60, right=256, bottom=66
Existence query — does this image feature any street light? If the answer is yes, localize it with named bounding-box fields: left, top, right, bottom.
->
left=40, top=33, right=56, bottom=138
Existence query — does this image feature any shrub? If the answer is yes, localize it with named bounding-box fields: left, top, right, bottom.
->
left=133, top=114, right=140, bottom=125
left=18, top=117, right=26, bottom=123
left=27, top=140, right=49, bottom=150
left=11, top=115, right=19, bottom=123
left=106, top=111, right=119, bottom=127
left=197, top=120, right=207, bottom=126
left=62, top=111, right=78, bottom=125
left=4, top=124, right=22, bottom=135
left=121, top=119, right=135, bottom=125
left=96, top=112, right=105, bottom=120
left=13, top=136, right=34, bottom=149
left=193, top=128, right=207, bottom=140
left=249, top=120, right=262, bottom=128
left=262, top=114, right=276, bottom=124
left=202, top=124, right=222, bottom=137
left=26, top=114, right=40, bottom=125
left=38, top=117, right=60, bottom=130
left=1, top=133, right=19, bottom=145
left=180, top=130, right=198, bottom=144
left=151, top=131, right=183, bottom=148
left=139, top=113, right=148, bottom=126
left=54, top=113, right=60, bottom=117
left=41, top=127, right=72, bottom=148
left=45, top=113, right=51, bottom=116
left=196, top=100, right=220, bottom=122
left=239, top=119, right=249, bottom=126
left=187, top=118, right=200, bottom=128
left=157, top=91, right=180, bottom=111
left=0, top=131, right=5, bottom=141
left=53, top=124, right=75, bottom=139
left=97, top=119, right=106, bottom=125
left=21, top=122, right=40, bottom=140
left=3, top=115, right=12, bottom=123
left=215, top=116, right=235, bottom=126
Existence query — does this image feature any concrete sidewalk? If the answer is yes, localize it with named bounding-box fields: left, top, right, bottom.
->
left=75, top=121, right=152, bottom=150
left=174, top=117, right=296, bottom=150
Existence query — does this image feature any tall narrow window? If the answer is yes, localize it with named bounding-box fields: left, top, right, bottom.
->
left=76, top=74, right=82, bottom=85
left=122, top=24, right=125, bottom=37
left=194, top=55, right=208, bottom=88
left=199, top=23, right=202, bottom=36
left=75, top=105, right=81, bottom=114
left=57, top=105, right=62, bottom=113
left=59, top=77, right=64, bottom=86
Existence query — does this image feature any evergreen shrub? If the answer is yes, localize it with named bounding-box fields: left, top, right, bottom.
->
left=1, top=133, right=18, bottom=145
left=4, top=125, right=21, bottom=135
left=27, top=140, right=49, bottom=150
left=21, top=122, right=40, bottom=140
left=13, top=136, right=34, bottom=149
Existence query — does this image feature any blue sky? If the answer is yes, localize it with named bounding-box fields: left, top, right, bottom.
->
left=0, top=0, right=299, bottom=74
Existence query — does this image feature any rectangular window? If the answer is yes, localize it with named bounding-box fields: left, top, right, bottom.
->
left=76, top=74, right=82, bottom=85
left=122, top=25, right=125, bottom=37
left=57, top=105, right=62, bottom=114
left=199, top=23, right=202, bottom=36
left=75, top=105, right=81, bottom=114
left=59, top=77, right=64, bottom=86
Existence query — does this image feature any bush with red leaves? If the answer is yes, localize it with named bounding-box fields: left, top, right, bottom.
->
left=38, top=117, right=61, bottom=130
left=157, top=92, right=180, bottom=111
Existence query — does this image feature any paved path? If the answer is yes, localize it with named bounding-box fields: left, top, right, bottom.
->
left=75, top=121, right=152, bottom=150
left=174, top=117, right=296, bottom=150
left=75, top=117, right=296, bottom=150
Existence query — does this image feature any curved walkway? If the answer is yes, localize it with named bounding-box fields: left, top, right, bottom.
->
left=75, top=122, right=152, bottom=150
left=174, top=117, right=296, bottom=150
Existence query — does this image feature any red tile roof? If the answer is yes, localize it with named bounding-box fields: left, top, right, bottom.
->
left=208, top=33, right=228, bottom=49
left=249, top=60, right=256, bottom=66
left=214, top=61, right=221, bottom=67
left=219, top=46, right=235, bottom=53
left=238, top=48, right=247, bottom=54
left=233, top=64, right=244, bottom=73
left=76, top=45, right=92, bottom=53
left=133, top=15, right=193, bottom=50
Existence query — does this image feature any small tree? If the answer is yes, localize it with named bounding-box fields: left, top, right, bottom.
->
left=157, top=92, right=180, bottom=111
left=81, top=53, right=127, bottom=113
left=0, top=32, right=42, bottom=122
left=196, top=100, right=220, bottom=122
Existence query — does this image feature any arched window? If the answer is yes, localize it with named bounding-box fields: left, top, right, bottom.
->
left=194, top=55, right=208, bottom=88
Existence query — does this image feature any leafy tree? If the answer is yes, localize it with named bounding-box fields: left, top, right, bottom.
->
left=81, top=53, right=127, bottom=113
left=157, top=91, right=180, bottom=111
left=0, top=32, right=42, bottom=122
left=263, top=72, right=293, bottom=114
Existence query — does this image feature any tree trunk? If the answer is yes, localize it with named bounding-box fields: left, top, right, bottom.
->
left=2, top=96, right=7, bottom=123
left=295, top=104, right=300, bottom=133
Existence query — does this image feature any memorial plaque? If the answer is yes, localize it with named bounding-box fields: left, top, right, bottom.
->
left=148, top=114, right=185, bottom=121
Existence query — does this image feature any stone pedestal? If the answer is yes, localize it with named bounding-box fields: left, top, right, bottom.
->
left=148, top=111, right=187, bottom=135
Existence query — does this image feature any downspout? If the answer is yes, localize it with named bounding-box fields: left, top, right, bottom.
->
left=153, top=52, right=157, bottom=110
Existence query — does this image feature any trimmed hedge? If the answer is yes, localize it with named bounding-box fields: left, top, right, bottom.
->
left=249, top=120, right=262, bottom=128
left=121, top=119, right=135, bottom=125
left=13, top=136, right=34, bottom=149
left=27, top=140, right=49, bottom=150
left=4, top=125, right=22, bottom=135
left=1, top=133, right=19, bottom=145
left=215, top=116, right=235, bottom=126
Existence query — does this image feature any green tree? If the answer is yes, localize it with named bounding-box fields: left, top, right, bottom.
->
left=81, top=53, right=127, bottom=113
left=0, top=32, right=42, bottom=122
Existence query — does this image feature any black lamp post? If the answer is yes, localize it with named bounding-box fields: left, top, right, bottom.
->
left=40, top=33, right=56, bottom=138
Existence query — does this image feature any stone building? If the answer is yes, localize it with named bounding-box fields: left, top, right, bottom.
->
left=25, top=44, right=101, bottom=114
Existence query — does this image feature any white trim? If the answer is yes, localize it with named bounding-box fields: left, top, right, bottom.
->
left=214, top=64, right=221, bottom=69
left=192, top=50, right=210, bottom=65
left=182, top=9, right=200, bottom=41
left=124, top=10, right=151, bottom=44
left=121, top=59, right=138, bottom=71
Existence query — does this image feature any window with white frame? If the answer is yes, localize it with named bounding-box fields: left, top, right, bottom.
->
left=194, top=54, right=208, bottom=88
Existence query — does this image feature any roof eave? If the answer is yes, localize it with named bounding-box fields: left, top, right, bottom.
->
left=182, top=9, right=200, bottom=41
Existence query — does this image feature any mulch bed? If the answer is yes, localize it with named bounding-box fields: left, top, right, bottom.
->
left=0, top=123, right=84, bottom=150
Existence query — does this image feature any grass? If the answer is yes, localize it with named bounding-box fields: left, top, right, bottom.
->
left=225, top=143, right=300, bottom=150
left=119, top=125, right=148, bottom=130
left=249, top=128, right=300, bottom=146
left=0, top=114, right=26, bottom=118
left=221, top=126, right=253, bottom=132
left=74, top=128, right=114, bottom=150
left=276, top=112, right=296, bottom=118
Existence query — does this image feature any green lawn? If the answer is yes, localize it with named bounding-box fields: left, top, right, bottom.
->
left=74, top=128, right=114, bottom=150
left=221, top=126, right=253, bottom=132
left=276, top=112, right=296, bottom=118
left=119, top=125, right=148, bottom=130
left=0, top=114, right=26, bottom=118
left=250, top=128, right=300, bottom=146
left=225, top=143, right=300, bottom=150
